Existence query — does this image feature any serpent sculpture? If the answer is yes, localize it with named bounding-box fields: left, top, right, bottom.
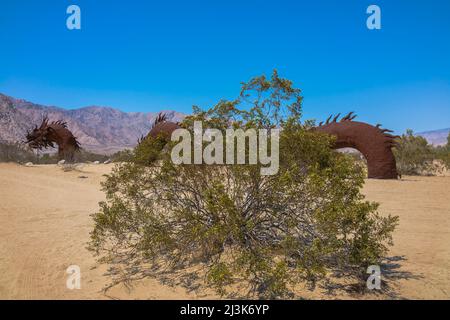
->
left=25, top=117, right=81, bottom=162
left=138, top=113, right=180, bottom=143
left=142, top=111, right=400, bottom=179
left=314, top=112, right=399, bottom=179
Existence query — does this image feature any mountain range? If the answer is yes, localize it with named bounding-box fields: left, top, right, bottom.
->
left=0, top=93, right=448, bottom=154
left=416, top=128, right=450, bottom=146
left=0, top=93, right=185, bottom=154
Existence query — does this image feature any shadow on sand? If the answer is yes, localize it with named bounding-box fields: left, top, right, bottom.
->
left=97, top=253, right=421, bottom=300
left=319, top=255, right=422, bottom=299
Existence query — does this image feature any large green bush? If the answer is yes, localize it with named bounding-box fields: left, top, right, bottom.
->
left=90, top=72, right=398, bottom=298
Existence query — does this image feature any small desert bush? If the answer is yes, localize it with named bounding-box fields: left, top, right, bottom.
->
left=394, top=130, right=450, bottom=175
left=110, top=149, right=134, bottom=163
left=0, top=141, right=36, bottom=163
left=435, top=133, right=450, bottom=169
left=90, top=71, right=398, bottom=298
left=74, top=150, right=109, bottom=163
left=0, top=141, right=111, bottom=164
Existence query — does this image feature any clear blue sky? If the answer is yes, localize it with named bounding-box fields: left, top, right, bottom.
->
left=1, top=0, right=449, bottom=133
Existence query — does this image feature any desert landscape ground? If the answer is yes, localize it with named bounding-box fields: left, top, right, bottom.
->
left=0, top=163, right=449, bottom=300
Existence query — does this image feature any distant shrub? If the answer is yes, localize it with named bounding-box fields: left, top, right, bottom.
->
left=435, top=133, right=450, bottom=169
left=110, top=149, right=134, bottom=163
left=0, top=141, right=110, bottom=164
left=394, top=130, right=450, bottom=175
left=0, top=141, right=36, bottom=163
left=74, top=150, right=109, bottom=163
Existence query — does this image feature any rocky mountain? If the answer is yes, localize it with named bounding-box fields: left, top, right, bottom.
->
left=417, top=128, right=450, bottom=146
left=0, top=93, right=185, bottom=154
left=2, top=93, right=448, bottom=154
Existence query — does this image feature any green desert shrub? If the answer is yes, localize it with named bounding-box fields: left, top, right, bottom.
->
left=393, top=130, right=434, bottom=175
left=0, top=141, right=111, bottom=164
left=90, top=71, right=398, bottom=298
left=110, top=149, right=134, bottom=163
left=435, top=133, right=450, bottom=168
left=133, top=134, right=169, bottom=166
left=0, top=141, right=37, bottom=163
left=394, top=130, right=449, bottom=175
left=74, top=150, right=110, bottom=163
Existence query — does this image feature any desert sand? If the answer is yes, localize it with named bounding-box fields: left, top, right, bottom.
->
left=0, top=163, right=449, bottom=299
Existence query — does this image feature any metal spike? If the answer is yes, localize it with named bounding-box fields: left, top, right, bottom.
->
left=152, top=112, right=167, bottom=129
left=325, top=115, right=332, bottom=124
left=385, top=134, right=400, bottom=139
left=332, top=113, right=341, bottom=122
left=341, top=111, right=354, bottom=122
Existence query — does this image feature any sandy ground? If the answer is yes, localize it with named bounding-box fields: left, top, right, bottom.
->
left=0, top=163, right=449, bottom=300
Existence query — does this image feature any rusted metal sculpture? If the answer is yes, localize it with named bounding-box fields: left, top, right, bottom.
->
left=314, top=112, right=399, bottom=179
left=138, top=113, right=180, bottom=144
left=142, top=112, right=400, bottom=179
left=25, top=117, right=81, bottom=162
